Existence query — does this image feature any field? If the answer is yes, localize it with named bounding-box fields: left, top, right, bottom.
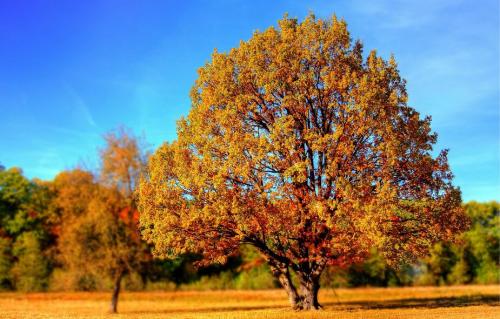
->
left=0, top=285, right=498, bottom=319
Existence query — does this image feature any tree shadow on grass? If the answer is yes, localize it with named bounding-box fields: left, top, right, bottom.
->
left=127, top=295, right=499, bottom=315
left=323, top=294, right=500, bottom=310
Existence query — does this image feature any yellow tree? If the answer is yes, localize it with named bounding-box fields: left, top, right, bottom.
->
left=138, top=15, right=468, bottom=310
left=53, top=169, right=98, bottom=289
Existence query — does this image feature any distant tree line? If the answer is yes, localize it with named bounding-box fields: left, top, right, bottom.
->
left=0, top=128, right=498, bottom=308
left=321, top=200, right=499, bottom=288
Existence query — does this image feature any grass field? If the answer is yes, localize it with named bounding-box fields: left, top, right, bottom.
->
left=0, top=285, right=498, bottom=319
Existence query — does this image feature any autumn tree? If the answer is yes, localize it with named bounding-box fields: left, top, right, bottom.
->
left=100, top=126, right=148, bottom=202
left=98, top=127, right=149, bottom=313
left=56, top=181, right=145, bottom=304
left=51, top=169, right=97, bottom=221
left=52, top=169, right=101, bottom=289
left=138, top=15, right=468, bottom=310
left=54, top=128, right=149, bottom=313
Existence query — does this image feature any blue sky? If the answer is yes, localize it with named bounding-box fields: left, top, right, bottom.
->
left=0, top=0, right=498, bottom=201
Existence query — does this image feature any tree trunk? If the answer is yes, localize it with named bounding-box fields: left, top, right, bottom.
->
left=110, top=271, right=124, bottom=313
left=269, top=263, right=301, bottom=309
left=298, top=273, right=321, bottom=310
left=258, top=246, right=326, bottom=311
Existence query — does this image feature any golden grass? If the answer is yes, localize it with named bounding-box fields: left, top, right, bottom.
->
left=0, top=285, right=498, bottom=318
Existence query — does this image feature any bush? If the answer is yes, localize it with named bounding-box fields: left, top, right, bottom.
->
left=235, top=266, right=276, bottom=290
left=182, top=271, right=236, bottom=290
left=475, top=259, right=499, bottom=284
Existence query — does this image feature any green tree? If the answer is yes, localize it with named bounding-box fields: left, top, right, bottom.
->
left=415, top=201, right=498, bottom=285
left=11, top=231, right=49, bottom=291
left=0, top=237, right=13, bottom=290
left=416, top=242, right=456, bottom=286
left=447, top=247, right=473, bottom=285
left=0, top=168, right=54, bottom=291
left=463, top=201, right=499, bottom=284
left=0, top=168, right=33, bottom=236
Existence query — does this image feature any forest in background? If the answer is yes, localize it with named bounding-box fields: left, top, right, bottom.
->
left=0, top=128, right=498, bottom=293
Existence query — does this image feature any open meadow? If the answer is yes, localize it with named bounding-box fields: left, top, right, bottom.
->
left=0, top=285, right=498, bottom=319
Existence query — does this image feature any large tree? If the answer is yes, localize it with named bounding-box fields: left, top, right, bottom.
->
left=138, top=15, right=468, bottom=310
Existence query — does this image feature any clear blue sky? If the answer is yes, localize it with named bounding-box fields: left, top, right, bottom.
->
left=0, top=0, right=498, bottom=201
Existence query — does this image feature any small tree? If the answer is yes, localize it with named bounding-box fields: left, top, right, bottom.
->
left=54, top=128, right=149, bottom=313
left=138, top=15, right=468, bottom=310
left=98, top=127, right=149, bottom=313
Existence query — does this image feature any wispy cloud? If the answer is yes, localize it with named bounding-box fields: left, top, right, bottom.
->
left=0, top=119, right=102, bottom=180
left=63, top=83, right=97, bottom=127
left=405, top=49, right=498, bottom=120
left=349, top=0, right=464, bottom=29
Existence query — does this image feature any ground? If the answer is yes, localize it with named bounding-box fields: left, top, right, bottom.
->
left=0, top=285, right=498, bottom=318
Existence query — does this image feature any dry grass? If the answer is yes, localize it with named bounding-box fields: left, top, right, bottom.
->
left=0, top=285, right=498, bottom=318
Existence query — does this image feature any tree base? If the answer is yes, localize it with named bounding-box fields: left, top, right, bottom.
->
left=293, top=302, right=323, bottom=311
